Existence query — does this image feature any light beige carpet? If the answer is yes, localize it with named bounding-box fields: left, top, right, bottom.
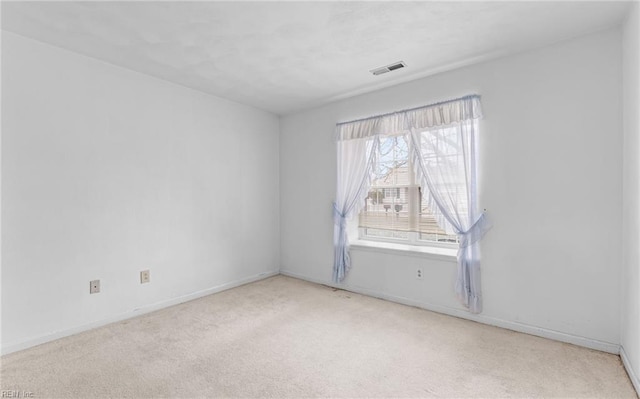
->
left=1, top=275, right=637, bottom=398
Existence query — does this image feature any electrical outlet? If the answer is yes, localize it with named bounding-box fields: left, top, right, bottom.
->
left=416, top=268, right=423, bottom=280
left=90, top=280, right=100, bottom=294
left=140, top=270, right=150, bottom=284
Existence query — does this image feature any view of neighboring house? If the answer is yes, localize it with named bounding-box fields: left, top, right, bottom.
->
left=359, top=165, right=457, bottom=243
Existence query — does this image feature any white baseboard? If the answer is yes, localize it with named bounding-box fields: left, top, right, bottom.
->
left=621, top=346, right=640, bottom=398
left=1, top=270, right=279, bottom=356
left=279, top=269, right=620, bottom=354
left=3, top=269, right=624, bottom=362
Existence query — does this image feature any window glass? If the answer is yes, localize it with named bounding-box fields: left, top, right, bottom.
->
left=358, top=133, right=457, bottom=246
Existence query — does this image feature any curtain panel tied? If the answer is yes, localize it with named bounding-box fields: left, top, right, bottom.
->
left=332, top=204, right=349, bottom=282
left=458, top=212, right=491, bottom=249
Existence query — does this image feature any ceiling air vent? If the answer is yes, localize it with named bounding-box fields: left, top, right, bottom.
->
left=370, top=61, right=406, bottom=76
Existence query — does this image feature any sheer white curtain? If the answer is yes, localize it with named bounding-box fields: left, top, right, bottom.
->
left=409, top=115, right=491, bottom=313
left=333, top=95, right=490, bottom=312
left=333, top=135, right=379, bottom=282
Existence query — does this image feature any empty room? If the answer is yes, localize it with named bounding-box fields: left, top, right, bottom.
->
left=1, top=1, right=639, bottom=398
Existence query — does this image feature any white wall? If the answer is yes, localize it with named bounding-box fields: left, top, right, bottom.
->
left=1, top=32, right=280, bottom=353
left=280, top=28, right=623, bottom=352
left=622, top=2, right=640, bottom=393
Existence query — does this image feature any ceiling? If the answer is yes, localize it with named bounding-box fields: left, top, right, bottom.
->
left=1, top=1, right=632, bottom=115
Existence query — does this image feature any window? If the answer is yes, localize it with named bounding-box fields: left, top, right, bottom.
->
left=358, top=134, right=458, bottom=246
left=333, top=95, right=487, bottom=311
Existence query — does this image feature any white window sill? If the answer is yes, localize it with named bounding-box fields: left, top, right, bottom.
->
left=349, top=239, right=457, bottom=261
